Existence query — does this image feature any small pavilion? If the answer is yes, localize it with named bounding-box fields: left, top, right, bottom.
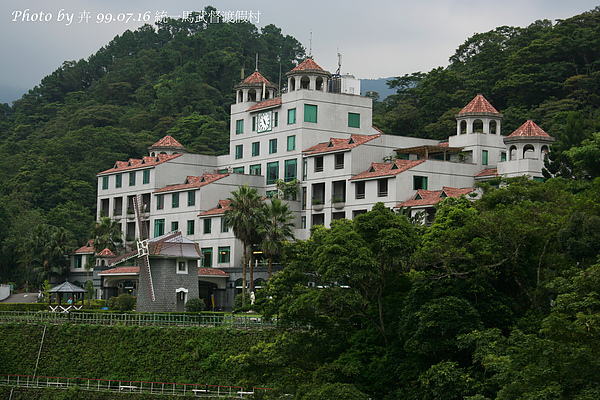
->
left=48, top=281, right=87, bottom=312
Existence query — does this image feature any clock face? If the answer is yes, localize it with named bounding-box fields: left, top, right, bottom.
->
left=257, top=111, right=272, bottom=133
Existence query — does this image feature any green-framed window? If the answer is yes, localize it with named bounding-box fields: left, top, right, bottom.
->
left=172, top=193, right=179, bottom=208
left=284, top=159, right=297, bottom=182
left=115, top=174, right=122, bottom=188
left=252, top=116, right=256, bottom=131
left=235, top=144, right=243, bottom=159
left=143, top=169, right=150, bottom=184
left=413, top=176, right=428, bottom=190
left=102, top=176, right=108, bottom=190
left=201, top=248, right=212, bottom=268
left=348, top=112, right=360, bottom=128
left=287, top=135, right=296, bottom=151
left=171, top=221, right=179, bottom=232
left=252, top=141, right=260, bottom=156
left=288, top=108, right=296, bottom=124
left=218, top=246, right=230, bottom=263
left=482, top=150, right=489, bottom=166
left=250, top=164, right=261, bottom=176
left=236, top=119, right=244, bottom=134
left=154, top=219, right=165, bottom=237
left=203, top=218, right=212, bottom=234
left=274, top=112, right=278, bottom=127
left=266, top=162, right=279, bottom=185
left=187, top=220, right=195, bottom=235
left=269, top=138, right=277, bottom=154
left=221, top=217, right=229, bottom=233
left=188, top=190, right=196, bottom=206
left=129, top=172, right=136, bottom=186
left=156, top=194, right=164, bottom=210
left=232, top=166, right=244, bottom=174
left=304, top=104, right=317, bottom=123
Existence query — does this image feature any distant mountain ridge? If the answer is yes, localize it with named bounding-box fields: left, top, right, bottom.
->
left=360, top=77, right=396, bottom=99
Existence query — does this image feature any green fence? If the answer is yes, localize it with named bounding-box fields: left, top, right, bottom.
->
left=0, top=311, right=276, bottom=329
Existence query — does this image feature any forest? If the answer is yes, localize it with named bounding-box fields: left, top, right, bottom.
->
left=1, top=5, right=600, bottom=399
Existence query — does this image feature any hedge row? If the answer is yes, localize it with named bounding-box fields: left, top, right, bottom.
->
left=0, top=323, right=272, bottom=386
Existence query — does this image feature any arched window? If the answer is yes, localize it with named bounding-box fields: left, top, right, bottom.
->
left=490, top=120, right=498, bottom=134
left=473, top=119, right=484, bottom=133
left=300, top=76, right=310, bottom=89
left=248, top=89, right=257, bottom=102
left=316, top=77, right=324, bottom=91
left=459, top=120, right=467, bottom=135
left=541, top=145, right=549, bottom=160
left=289, top=77, right=296, bottom=91
left=509, top=145, right=517, bottom=160
left=237, top=90, right=243, bottom=103
left=254, top=279, right=266, bottom=291
left=523, top=144, right=535, bottom=159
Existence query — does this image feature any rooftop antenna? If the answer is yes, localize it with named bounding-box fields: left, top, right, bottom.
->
left=336, top=50, right=342, bottom=75
left=255, top=53, right=259, bottom=72
left=308, top=30, right=312, bottom=58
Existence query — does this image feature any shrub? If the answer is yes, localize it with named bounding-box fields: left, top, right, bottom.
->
left=117, top=293, right=136, bottom=311
left=185, top=297, right=205, bottom=312
left=108, top=294, right=136, bottom=311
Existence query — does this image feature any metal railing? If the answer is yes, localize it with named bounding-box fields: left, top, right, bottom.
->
left=0, top=311, right=276, bottom=329
left=0, top=374, right=272, bottom=398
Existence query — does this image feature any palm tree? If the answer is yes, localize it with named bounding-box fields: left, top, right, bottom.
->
left=224, top=184, right=264, bottom=306
left=92, top=217, right=123, bottom=254
left=259, top=198, right=295, bottom=279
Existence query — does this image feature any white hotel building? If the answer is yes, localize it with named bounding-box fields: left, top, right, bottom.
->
left=83, top=57, right=554, bottom=310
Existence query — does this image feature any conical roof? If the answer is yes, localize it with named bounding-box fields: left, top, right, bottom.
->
left=290, top=57, right=325, bottom=72
left=459, top=94, right=500, bottom=114
left=241, top=71, right=271, bottom=84
left=49, top=281, right=87, bottom=293
left=507, top=120, right=550, bottom=138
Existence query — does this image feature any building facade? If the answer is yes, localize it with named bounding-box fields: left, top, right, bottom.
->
left=81, top=57, right=554, bottom=311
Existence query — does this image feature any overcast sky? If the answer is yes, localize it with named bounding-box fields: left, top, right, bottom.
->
left=1, top=0, right=599, bottom=104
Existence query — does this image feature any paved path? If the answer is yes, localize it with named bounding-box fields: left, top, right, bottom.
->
left=1, top=292, right=41, bottom=303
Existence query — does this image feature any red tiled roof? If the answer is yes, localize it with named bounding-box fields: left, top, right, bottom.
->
left=198, top=200, right=231, bottom=217
left=459, top=94, right=499, bottom=114
left=475, top=168, right=498, bottom=178
left=372, top=125, right=386, bottom=135
left=289, top=57, right=324, bottom=72
left=98, top=153, right=182, bottom=175
left=247, top=97, right=282, bottom=112
left=150, top=135, right=184, bottom=149
left=99, top=266, right=229, bottom=277
left=99, top=266, right=139, bottom=275
left=349, top=159, right=425, bottom=180
left=97, top=248, right=116, bottom=257
left=198, top=268, right=229, bottom=277
left=303, top=134, right=381, bottom=155
left=75, top=239, right=95, bottom=254
left=241, top=71, right=271, bottom=84
left=396, top=187, right=475, bottom=208
left=154, top=173, right=229, bottom=194
left=438, top=142, right=449, bottom=147
left=507, top=120, right=550, bottom=138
